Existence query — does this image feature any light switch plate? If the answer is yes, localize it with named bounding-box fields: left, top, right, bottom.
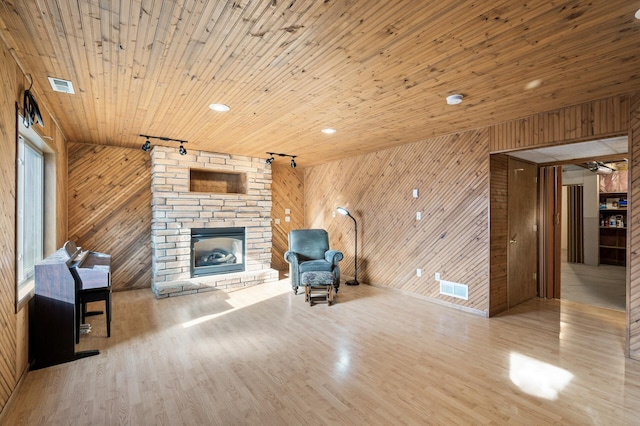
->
left=285, top=216, right=290, bottom=222
left=416, top=211, right=421, bottom=220
left=413, top=189, right=419, bottom=198
left=275, top=218, right=280, bottom=225
left=285, top=208, right=290, bottom=214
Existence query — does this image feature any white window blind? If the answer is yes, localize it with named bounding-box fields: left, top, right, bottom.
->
left=17, top=136, right=44, bottom=290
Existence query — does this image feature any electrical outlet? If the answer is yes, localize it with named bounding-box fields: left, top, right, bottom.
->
left=413, top=189, right=419, bottom=198
left=416, top=268, right=422, bottom=277
left=275, top=218, right=280, bottom=225
left=435, top=272, right=441, bottom=281
left=416, top=211, right=421, bottom=220
left=285, top=208, right=290, bottom=214
left=285, top=216, right=290, bottom=222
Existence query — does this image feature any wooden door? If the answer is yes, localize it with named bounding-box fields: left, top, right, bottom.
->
left=538, top=166, right=562, bottom=299
left=508, top=158, right=538, bottom=307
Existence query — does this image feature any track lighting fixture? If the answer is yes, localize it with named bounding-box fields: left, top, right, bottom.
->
left=139, top=134, right=188, bottom=155
left=265, top=152, right=298, bottom=168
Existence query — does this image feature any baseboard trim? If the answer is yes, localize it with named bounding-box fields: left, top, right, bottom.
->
left=0, top=363, right=29, bottom=422
left=363, top=281, right=489, bottom=318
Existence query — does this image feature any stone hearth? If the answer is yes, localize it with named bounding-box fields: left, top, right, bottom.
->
left=150, top=146, right=278, bottom=298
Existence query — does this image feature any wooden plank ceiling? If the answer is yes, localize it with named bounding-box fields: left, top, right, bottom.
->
left=0, top=0, right=638, bottom=166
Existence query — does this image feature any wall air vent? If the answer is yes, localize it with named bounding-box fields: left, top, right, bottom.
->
left=439, top=280, right=469, bottom=300
left=47, top=77, right=75, bottom=94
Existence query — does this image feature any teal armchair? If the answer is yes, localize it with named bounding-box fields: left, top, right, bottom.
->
left=284, top=229, right=343, bottom=294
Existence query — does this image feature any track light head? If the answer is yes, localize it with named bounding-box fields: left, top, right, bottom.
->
left=265, top=151, right=297, bottom=166
left=140, top=134, right=187, bottom=154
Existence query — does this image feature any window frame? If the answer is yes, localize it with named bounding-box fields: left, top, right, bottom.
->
left=15, top=110, right=57, bottom=311
left=16, top=133, right=45, bottom=304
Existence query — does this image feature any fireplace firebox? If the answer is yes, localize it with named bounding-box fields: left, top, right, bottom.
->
left=191, top=228, right=245, bottom=277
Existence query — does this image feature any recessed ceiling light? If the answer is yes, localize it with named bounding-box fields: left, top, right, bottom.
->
left=446, top=94, right=463, bottom=105
left=209, top=103, right=230, bottom=112
left=322, top=128, right=336, bottom=134
left=525, top=79, right=542, bottom=90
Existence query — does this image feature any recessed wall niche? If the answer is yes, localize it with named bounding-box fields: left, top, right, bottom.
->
left=189, top=169, right=247, bottom=194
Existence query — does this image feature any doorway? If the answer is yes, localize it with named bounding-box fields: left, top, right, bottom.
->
left=488, top=155, right=538, bottom=315
left=559, top=161, right=627, bottom=310
left=507, top=136, right=628, bottom=312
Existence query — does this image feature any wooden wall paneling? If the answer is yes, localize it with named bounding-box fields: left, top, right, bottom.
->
left=489, top=154, right=508, bottom=316
left=14, top=306, right=27, bottom=384
left=582, top=101, right=597, bottom=136
left=67, top=144, right=152, bottom=291
left=0, top=32, right=67, bottom=414
left=490, top=95, right=630, bottom=153
left=628, top=92, right=640, bottom=360
left=305, top=130, right=490, bottom=314
left=54, top=125, right=68, bottom=248
left=0, top=34, right=20, bottom=413
left=270, top=164, right=304, bottom=272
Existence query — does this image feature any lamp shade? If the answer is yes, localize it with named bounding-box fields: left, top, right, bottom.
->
left=336, top=207, right=349, bottom=216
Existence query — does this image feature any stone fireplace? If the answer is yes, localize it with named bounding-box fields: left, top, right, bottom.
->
left=150, top=146, right=278, bottom=298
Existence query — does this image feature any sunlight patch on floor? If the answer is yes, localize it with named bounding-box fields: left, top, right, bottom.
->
left=509, top=352, right=574, bottom=400
left=181, top=281, right=291, bottom=328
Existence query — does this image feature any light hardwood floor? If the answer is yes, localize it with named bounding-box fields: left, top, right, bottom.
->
left=561, top=261, right=626, bottom=311
left=2, top=281, right=640, bottom=425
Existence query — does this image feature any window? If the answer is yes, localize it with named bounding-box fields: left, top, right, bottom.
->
left=17, top=135, right=44, bottom=296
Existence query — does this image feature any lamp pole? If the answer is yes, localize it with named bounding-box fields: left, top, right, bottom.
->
left=337, top=207, right=359, bottom=285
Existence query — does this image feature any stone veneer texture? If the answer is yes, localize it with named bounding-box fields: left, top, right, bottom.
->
left=150, top=146, right=278, bottom=298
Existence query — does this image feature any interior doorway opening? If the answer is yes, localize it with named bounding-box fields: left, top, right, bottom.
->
left=507, top=136, right=628, bottom=312
left=559, top=161, right=627, bottom=311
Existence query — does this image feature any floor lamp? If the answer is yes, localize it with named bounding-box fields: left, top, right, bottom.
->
left=336, top=207, right=359, bottom=285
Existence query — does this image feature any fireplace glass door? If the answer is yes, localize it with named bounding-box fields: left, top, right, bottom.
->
left=191, top=228, right=245, bottom=277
